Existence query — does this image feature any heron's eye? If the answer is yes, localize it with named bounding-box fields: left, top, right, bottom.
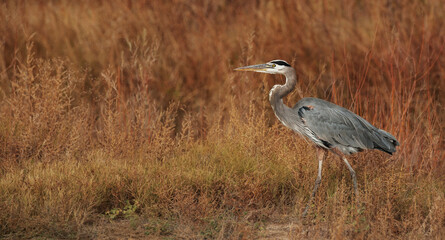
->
left=270, top=64, right=276, bottom=68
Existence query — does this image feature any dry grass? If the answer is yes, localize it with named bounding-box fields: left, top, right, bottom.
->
left=0, top=0, right=444, bottom=239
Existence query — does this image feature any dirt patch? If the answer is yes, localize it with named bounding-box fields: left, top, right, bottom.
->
left=78, top=215, right=304, bottom=239
left=258, top=222, right=293, bottom=239
left=79, top=218, right=151, bottom=240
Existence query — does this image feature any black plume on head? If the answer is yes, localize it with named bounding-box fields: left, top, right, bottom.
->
left=270, top=60, right=291, bottom=67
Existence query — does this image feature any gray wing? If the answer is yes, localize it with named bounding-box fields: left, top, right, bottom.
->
left=294, top=98, right=398, bottom=155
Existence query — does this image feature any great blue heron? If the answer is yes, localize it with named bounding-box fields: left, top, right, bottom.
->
left=235, top=60, right=399, bottom=216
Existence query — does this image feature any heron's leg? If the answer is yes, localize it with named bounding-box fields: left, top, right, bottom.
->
left=329, top=149, right=359, bottom=198
left=342, top=156, right=358, bottom=197
left=302, top=148, right=326, bottom=217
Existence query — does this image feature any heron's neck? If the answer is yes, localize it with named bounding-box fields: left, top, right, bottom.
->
left=268, top=69, right=298, bottom=126
left=269, top=69, right=297, bottom=105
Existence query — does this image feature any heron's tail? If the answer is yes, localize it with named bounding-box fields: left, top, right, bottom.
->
left=373, top=129, right=400, bottom=155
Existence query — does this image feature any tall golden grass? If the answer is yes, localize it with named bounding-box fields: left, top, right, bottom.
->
left=0, top=0, right=444, bottom=238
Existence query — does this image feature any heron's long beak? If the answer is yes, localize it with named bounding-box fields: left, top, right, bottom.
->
left=234, top=63, right=270, bottom=72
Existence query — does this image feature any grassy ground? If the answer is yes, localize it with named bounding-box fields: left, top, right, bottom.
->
left=1, top=0, right=444, bottom=239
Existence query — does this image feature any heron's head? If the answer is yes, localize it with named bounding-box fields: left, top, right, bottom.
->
left=234, top=60, right=292, bottom=75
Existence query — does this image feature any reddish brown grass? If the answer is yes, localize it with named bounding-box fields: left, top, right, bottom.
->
left=0, top=0, right=444, bottom=239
